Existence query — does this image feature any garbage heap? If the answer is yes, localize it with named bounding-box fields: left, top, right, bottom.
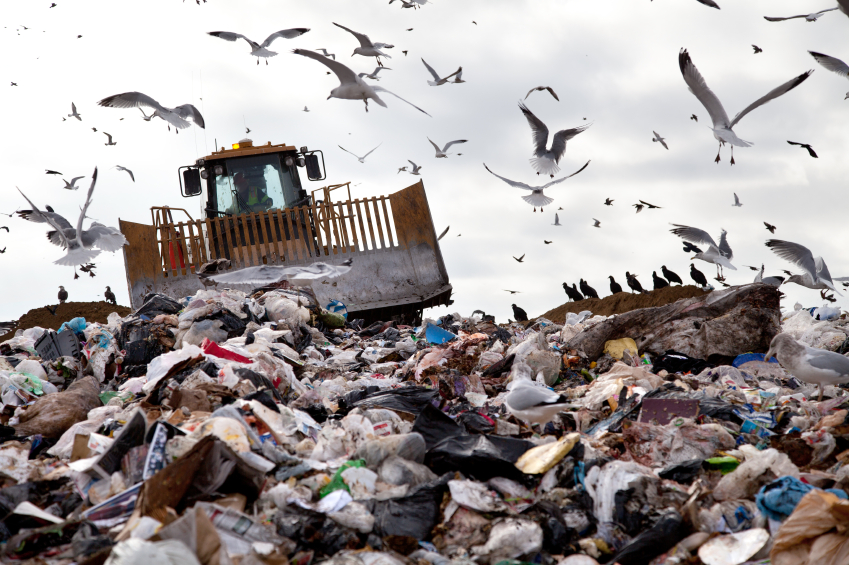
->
left=1, top=283, right=849, bottom=565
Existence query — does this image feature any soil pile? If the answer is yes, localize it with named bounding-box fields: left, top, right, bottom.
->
left=0, top=301, right=132, bottom=342
left=538, top=285, right=708, bottom=320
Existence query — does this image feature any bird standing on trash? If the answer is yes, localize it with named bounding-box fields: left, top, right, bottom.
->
left=626, top=272, right=645, bottom=293
left=609, top=276, right=623, bottom=295
left=652, top=271, right=669, bottom=289
left=104, top=286, right=116, bottom=305
left=765, top=333, right=849, bottom=402
left=58, top=286, right=67, bottom=304
left=505, top=377, right=573, bottom=427
left=511, top=304, right=528, bottom=322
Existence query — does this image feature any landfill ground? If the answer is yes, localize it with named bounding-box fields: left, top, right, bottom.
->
left=2, top=283, right=849, bottom=564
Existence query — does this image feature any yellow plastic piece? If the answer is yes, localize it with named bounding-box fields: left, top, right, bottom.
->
left=514, top=433, right=581, bottom=474
left=603, top=338, right=638, bottom=360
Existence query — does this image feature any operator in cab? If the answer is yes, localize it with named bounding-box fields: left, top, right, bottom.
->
left=228, top=171, right=273, bottom=213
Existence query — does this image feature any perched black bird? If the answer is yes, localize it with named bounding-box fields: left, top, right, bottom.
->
left=764, top=222, right=776, bottom=233
left=690, top=114, right=698, bottom=122
left=661, top=265, right=683, bottom=285
left=58, top=286, right=68, bottom=303
left=512, top=304, right=528, bottom=322
left=609, top=276, right=623, bottom=294
left=562, top=283, right=582, bottom=302
left=604, top=198, right=614, bottom=206
left=752, top=45, right=763, bottom=54
left=580, top=279, right=599, bottom=299
left=570, top=283, right=584, bottom=300
left=104, top=286, right=116, bottom=305
left=690, top=264, right=708, bottom=287
left=653, top=271, right=669, bottom=289
left=682, top=241, right=703, bottom=253
left=513, top=254, right=525, bottom=263
left=787, top=141, right=817, bottom=158
left=625, top=272, right=645, bottom=294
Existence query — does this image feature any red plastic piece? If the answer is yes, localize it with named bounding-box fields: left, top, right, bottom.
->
left=201, top=338, right=253, bottom=364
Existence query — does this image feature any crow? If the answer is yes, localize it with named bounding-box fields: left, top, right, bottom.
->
left=580, top=279, right=599, bottom=299
left=609, top=276, right=623, bottom=294
left=653, top=271, right=669, bottom=289
left=661, top=265, right=683, bottom=285
left=690, top=264, right=708, bottom=287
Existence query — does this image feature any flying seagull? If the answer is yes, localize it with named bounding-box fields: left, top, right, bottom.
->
left=652, top=131, right=669, bottom=149
left=592, top=218, right=601, bottom=228
left=503, top=289, right=521, bottom=294
left=62, top=176, right=85, bottom=190
left=17, top=168, right=128, bottom=266
left=787, top=141, right=818, bottom=158
left=483, top=161, right=591, bottom=212
left=525, top=86, right=559, bottom=102
left=639, top=200, right=661, bottom=209
left=333, top=22, right=393, bottom=66
left=429, top=138, right=467, bottom=158
left=408, top=160, right=422, bottom=175
left=766, top=239, right=842, bottom=295
left=293, top=49, right=430, bottom=116
left=68, top=102, right=81, bottom=121
left=754, top=264, right=784, bottom=288
left=207, top=29, right=310, bottom=65
left=303, top=106, right=310, bottom=112
left=513, top=254, right=525, bottom=263
left=338, top=143, right=381, bottom=163
left=103, top=132, right=116, bottom=146
left=437, top=226, right=449, bottom=240
left=808, top=51, right=849, bottom=100
left=670, top=224, right=736, bottom=279
left=98, top=92, right=205, bottom=130
left=765, top=8, right=838, bottom=22
left=764, top=222, right=777, bottom=233
left=203, top=259, right=353, bottom=285
left=519, top=101, right=591, bottom=177
left=693, top=0, right=719, bottom=8
left=752, top=45, right=763, bottom=54
left=732, top=192, right=742, bottom=207
left=315, top=48, right=335, bottom=60
left=397, top=166, right=407, bottom=174
left=451, top=69, right=466, bottom=84
left=358, top=66, right=392, bottom=81
left=421, top=59, right=461, bottom=86
left=552, top=213, right=562, bottom=226
left=678, top=48, right=812, bottom=164
left=114, top=165, right=135, bottom=182
left=604, top=198, right=614, bottom=206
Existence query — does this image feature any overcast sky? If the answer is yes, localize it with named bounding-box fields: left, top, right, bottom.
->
left=2, top=0, right=848, bottom=324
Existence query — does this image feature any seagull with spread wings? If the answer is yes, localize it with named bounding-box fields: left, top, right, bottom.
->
left=767, top=239, right=843, bottom=296
left=62, top=176, right=85, bottom=190
left=429, top=138, right=467, bottom=158
left=808, top=51, right=849, bottom=100
left=338, top=143, right=381, bottom=163
left=358, top=66, right=392, bottom=81
left=68, top=102, right=81, bottom=121
left=421, top=59, right=461, bottom=86
left=678, top=49, right=812, bottom=164
left=652, top=131, right=669, bottom=150
left=670, top=224, right=736, bottom=279
left=17, top=168, right=128, bottom=266
left=207, top=28, right=310, bottom=65
left=525, top=86, right=559, bottom=101
left=98, top=92, right=205, bottom=131
left=103, top=132, right=116, bottom=146
left=114, top=165, right=135, bottom=182
left=333, top=22, right=393, bottom=66
left=408, top=160, right=422, bottom=175
left=518, top=101, right=591, bottom=177
left=732, top=192, right=742, bottom=207
left=483, top=161, right=590, bottom=212
left=293, top=49, right=430, bottom=116
left=764, top=7, right=838, bottom=22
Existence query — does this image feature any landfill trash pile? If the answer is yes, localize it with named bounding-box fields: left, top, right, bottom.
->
left=0, top=302, right=133, bottom=343
left=2, top=283, right=849, bottom=564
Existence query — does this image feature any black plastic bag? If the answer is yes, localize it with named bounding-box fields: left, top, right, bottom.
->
left=136, top=293, right=182, bottom=318
left=93, top=410, right=147, bottom=478
left=353, top=386, right=439, bottom=416
left=605, top=510, right=684, bottom=565
left=425, top=434, right=534, bottom=482
left=195, top=307, right=247, bottom=339
left=652, top=350, right=712, bottom=375
left=658, top=459, right=703, bottom=485
left=412, top=404, right=466, bottom=449
left=372, top=474, right=450, bottom=539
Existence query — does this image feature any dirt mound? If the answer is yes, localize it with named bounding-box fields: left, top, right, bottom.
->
left=0, top=301, right=133, bottom=342
left=538, top=285, right=709, bottom=321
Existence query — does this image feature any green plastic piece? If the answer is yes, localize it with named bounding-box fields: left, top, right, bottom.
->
left=319, top=459, right=366, bottom=498
left=705, top=456, right=740, bottom=475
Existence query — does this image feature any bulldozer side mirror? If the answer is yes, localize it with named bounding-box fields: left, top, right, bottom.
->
left=180, top=167, right=202, bottom=197
left=304, top=153, right=325, bottom=181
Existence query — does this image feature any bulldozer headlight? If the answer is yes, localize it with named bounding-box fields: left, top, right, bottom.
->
left=195, top=158, right=205, bottom=166
left=284, top=156, right=294, bottom=167
left=200, top=169, right=209, bottom=179
left=214, top=165, right=224, bottom=175
left=297, top=157, right=305, bottom=167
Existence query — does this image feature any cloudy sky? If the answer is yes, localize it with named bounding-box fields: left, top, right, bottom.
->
left=2, top=0, right=848, bottom=324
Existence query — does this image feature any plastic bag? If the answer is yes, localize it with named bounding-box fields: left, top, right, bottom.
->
left=104, top=538, right=201, bottom=565
left=320, top=460, right=366, bottom=498
left=770, top=490, right=849, bottom=565
left=354, top=433, right=426, bottom=468
left=471, top=519, right=543, bottom=564
left=714, top=446, right=799, bottom=501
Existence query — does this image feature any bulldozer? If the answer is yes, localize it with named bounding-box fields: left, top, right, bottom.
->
left=120, top=139, right=452, bottom=323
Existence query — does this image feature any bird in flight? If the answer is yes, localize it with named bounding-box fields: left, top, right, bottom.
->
left=421, top=59, right=461, bottom=86
left=333, top=22, right=394, bottom=66
left=652, top=131, right=669, bottom=150
left=678, top=48, right=812, bottom=164
left=732, top=193, right=742, bottom=207
left=544, top=240, right=552, bottom=244
left=787, top=141, right=818, bottom=158
left=552, top=213, right=562, bottom=226
left=752, top=45, right=763, bottom=54
left=62, top=176, right=85, bottom=190
left=91, top=127, right=97, bottom=132
left=293, top=49, right=430, bottom=116
left=513, top=254, right=525, bottom=263
left=407, top=160, right=422, bottom=175
left=808, top=51, right=849, bottom=100
left=359, top=66, right=393, bottom=81
left=764, top=222, right=777, bottom=233
left=592, top=218, right=601, bottom=228
left=99, top=92, right=206, bottom=131
left=68, top=102, right=81, bottom=121
left=207, top=28, right=310, bottom=65
left=429, top=138, right=467, bottom=158
left=639, top=200, right=661, bottom=209
left=766, top=239, right=841, bottom=295
left=764, top=7, right=838, bottom=22
left=397, top=166, right=407, bottom=174
left=114, top=165, right=135, bottom=182
left=303, top=106, right=309, bottom=112
left=45, top=169, right=62, bottom=175
left=315, top=48, right=335, bottom=60
left=519, top=102, right=590, bottom=177
left=690, top=114, right=698, bottom=122
left=338, top=143, right=382, bottom=163
left=604, top=198, right=614, bottom=206
left=633, top=203, right=644, bottom=213
left=503, top=289, right=521, bottom=294
left=483, top=161, right=590, bottom=212
left=103, top=132, right=116, bottom=146
left=670, top=224, right=736, bottom=279
left=525, top=86, right=559, bottom=102
left=437, top=226, right=449, bottom=240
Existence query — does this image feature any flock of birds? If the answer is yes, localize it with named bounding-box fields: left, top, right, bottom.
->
left=5, top=0, right=849, bottom=316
